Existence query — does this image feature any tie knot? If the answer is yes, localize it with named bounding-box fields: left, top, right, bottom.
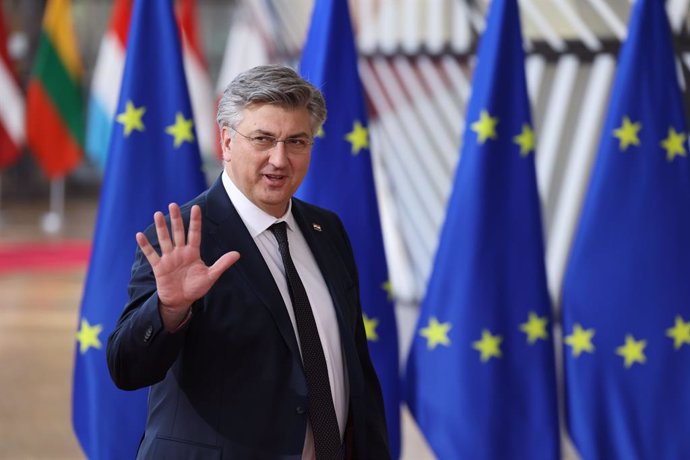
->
left=270, top=221, right=288, bottom=246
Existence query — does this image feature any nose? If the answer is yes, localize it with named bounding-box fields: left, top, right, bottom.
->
left=267, top=142, right=289, bottom=167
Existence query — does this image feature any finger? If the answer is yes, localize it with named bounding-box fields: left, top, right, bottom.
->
left=169, top=203, right=185, bottom=247
left=208, top=251, right=241, bottom=283
left=136, top=232, right=160, bottom=265
left=187, top=205, right=202, bottom=248
left=154, top=210, right=173, bottom=253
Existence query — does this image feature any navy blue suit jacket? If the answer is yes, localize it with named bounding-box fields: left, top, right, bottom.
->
left=107, top=177, right=390, bottom=459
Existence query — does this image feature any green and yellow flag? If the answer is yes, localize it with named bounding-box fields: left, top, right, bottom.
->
left=26, top=0, right=84, bottom=179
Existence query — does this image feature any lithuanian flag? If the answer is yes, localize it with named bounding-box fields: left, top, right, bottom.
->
left=26, top=0, right=84, bottom=179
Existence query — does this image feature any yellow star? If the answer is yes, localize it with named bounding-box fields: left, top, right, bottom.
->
left=316, top=126, right=325, bottom=138
left=660, top=127, right=687, bottom=162
left=519, top=311, right=549, bottom=344
left=345, top=120, right=369, bottom=155
left=616, top=334, right=647, bottom=368
left=116, top=100, right=146, bottom=136
left=471, top=110, right=498, bottom=144
left=564, top=323, right=595, bottom=357
left=613, top=116, right=641, bottom=151
left=165, top=112, right=195, bottom=148
left=513, top=124, right=535, bottom=156
left=363, top=313, right=379, bottom=341
left=419, top=316, right=451, bottom=350
left=75, top=318, right=103, bottom=354
left=666, top=315, right=690, bottom=350
left=472, top=329, right=502, bottom=362
left=381, top=280, right=394, bottom=301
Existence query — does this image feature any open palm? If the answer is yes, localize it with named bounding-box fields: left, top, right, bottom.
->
left=136, top=203, right=240, bottom=328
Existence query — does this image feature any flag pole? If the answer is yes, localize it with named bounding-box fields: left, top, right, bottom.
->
left=41, top=177, right=64, bottom=234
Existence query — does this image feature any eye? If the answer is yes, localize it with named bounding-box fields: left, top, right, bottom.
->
left=251, top=136, right=276, bottom=147
left=286, top=138, right=310, bottom=148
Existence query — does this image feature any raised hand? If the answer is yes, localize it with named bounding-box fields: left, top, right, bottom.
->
left=136, top=203, right=240, bottom=330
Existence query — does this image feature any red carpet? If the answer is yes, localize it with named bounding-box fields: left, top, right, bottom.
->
left=0, top=240, right=91, bottom=273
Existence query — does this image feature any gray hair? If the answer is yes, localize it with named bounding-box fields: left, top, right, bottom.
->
left=216, top=65, right=327, bottom=134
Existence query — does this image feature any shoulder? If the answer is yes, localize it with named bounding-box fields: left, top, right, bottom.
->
left=292, top=198, right=341, bottom=226
left=177, top=173, right=224, bottom=220
left=177, top=190, right=210, bottom=218
left=292, top=198, right=354, bottom=255
left=141, top=189, right=211, bottom=239
left=291, top=198, right=350, bottom=242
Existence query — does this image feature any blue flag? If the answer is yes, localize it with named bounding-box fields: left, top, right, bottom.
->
left=561, top=0, right=690, bottom=458
left=72, top=0, right=206, bottom=457
left=298, top=0, right=401, bottom=456
left=404, top=0, right=560, bottom=458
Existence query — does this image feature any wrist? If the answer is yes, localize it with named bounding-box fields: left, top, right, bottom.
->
left=159, top=301, right=192, bottom=332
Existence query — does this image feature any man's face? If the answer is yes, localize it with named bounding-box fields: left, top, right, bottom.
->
left=221, top=104, right=313, bottom=217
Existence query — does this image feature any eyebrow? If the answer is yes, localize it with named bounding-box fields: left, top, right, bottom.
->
left=251, top=128, right=312, bottom=139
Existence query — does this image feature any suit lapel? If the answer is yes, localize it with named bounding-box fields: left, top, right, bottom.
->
left=292, top=201, right=356, bottom=334
left=202, top=177, right=301, bottom=360
left=293, top=200, right=366, bottom=407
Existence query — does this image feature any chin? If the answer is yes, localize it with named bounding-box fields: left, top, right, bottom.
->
left=259, top=196, right=289, bottom=212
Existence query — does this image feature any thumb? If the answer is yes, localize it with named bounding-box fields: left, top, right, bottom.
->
left=208, top=251, right=241, bottom=282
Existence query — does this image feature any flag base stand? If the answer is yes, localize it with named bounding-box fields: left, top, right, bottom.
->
left=41, top=211, right=63, bottom=234
left=41, top=178, right=65, bottom=234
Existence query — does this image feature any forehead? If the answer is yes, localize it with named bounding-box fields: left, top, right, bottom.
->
left=239, top=103, right=312, bottom=134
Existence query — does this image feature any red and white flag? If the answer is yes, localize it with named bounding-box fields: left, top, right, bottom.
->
left=178, top=0, right=217, bottom=174
left=0, top=1, right=24, bottom=170
left=215, top=2, right=271, bottom=159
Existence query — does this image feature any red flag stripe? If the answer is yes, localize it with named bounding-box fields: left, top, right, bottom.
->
left=177, top=0, right=208, bottom=69
left=26, top=81, right=81, bottom=178
left=0, top=122, right=19, bottom=168
left=109, top=0, right=133, bottom=48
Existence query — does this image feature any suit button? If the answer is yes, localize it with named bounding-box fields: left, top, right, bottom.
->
left=296, top=406, right=306, bottom=415
left=143, top=325, right=153, bottom=342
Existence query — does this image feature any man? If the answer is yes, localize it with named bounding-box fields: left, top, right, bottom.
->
left=106, top=65, right=391, bottom=459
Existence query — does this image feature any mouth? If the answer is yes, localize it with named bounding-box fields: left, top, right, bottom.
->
left=263, top=173, right=287, bottom=186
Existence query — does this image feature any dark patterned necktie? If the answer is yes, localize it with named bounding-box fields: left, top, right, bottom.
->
left=270, top=222, right=342, bottom=459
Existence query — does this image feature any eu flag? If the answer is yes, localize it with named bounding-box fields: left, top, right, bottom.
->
left=72, top=0, right=206, bottom=457
left=561, top=0, right=690, bottom=458
left=298, top=0, right=401, bottom=456
left=404, top=0, right=560, bottom=458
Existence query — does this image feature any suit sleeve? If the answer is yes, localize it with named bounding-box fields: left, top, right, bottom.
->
left=106, top=219, right=192, bottom=391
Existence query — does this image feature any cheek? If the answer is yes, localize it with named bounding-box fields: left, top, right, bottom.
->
left=235, top=154, right=260, bottom=175
left=293, top=156, right=310, bottom=176
left=299, top=165, right=311, bottom=181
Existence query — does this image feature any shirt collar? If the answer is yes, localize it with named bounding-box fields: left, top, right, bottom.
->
left=222, top=170, right=297, bottom=238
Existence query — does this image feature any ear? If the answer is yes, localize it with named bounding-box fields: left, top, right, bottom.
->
left=220, top=126, right=232, bottom=162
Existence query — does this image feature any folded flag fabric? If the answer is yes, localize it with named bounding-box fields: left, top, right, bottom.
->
left=0, top=0, right=24, bottom=170
left=72, top=0, right=206, bottom=457
left=561, top=0, right=690, bottom=458
left=178, top=0, right=216, bottom=177
left=298, top=0, right=401, bottom=456
left=405, top=0, right=560, bottom=458
left=26, top=0, right=84, bottom=179
left=85, top=0, right=132, bottom=171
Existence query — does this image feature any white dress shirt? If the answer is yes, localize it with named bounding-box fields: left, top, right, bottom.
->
left=222, top=172, right=349, bottom=459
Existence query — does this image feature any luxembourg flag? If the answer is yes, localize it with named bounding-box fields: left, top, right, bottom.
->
left=85, top=0, right=132, bottom=171
left=178, top=0, right=216, bottom=176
